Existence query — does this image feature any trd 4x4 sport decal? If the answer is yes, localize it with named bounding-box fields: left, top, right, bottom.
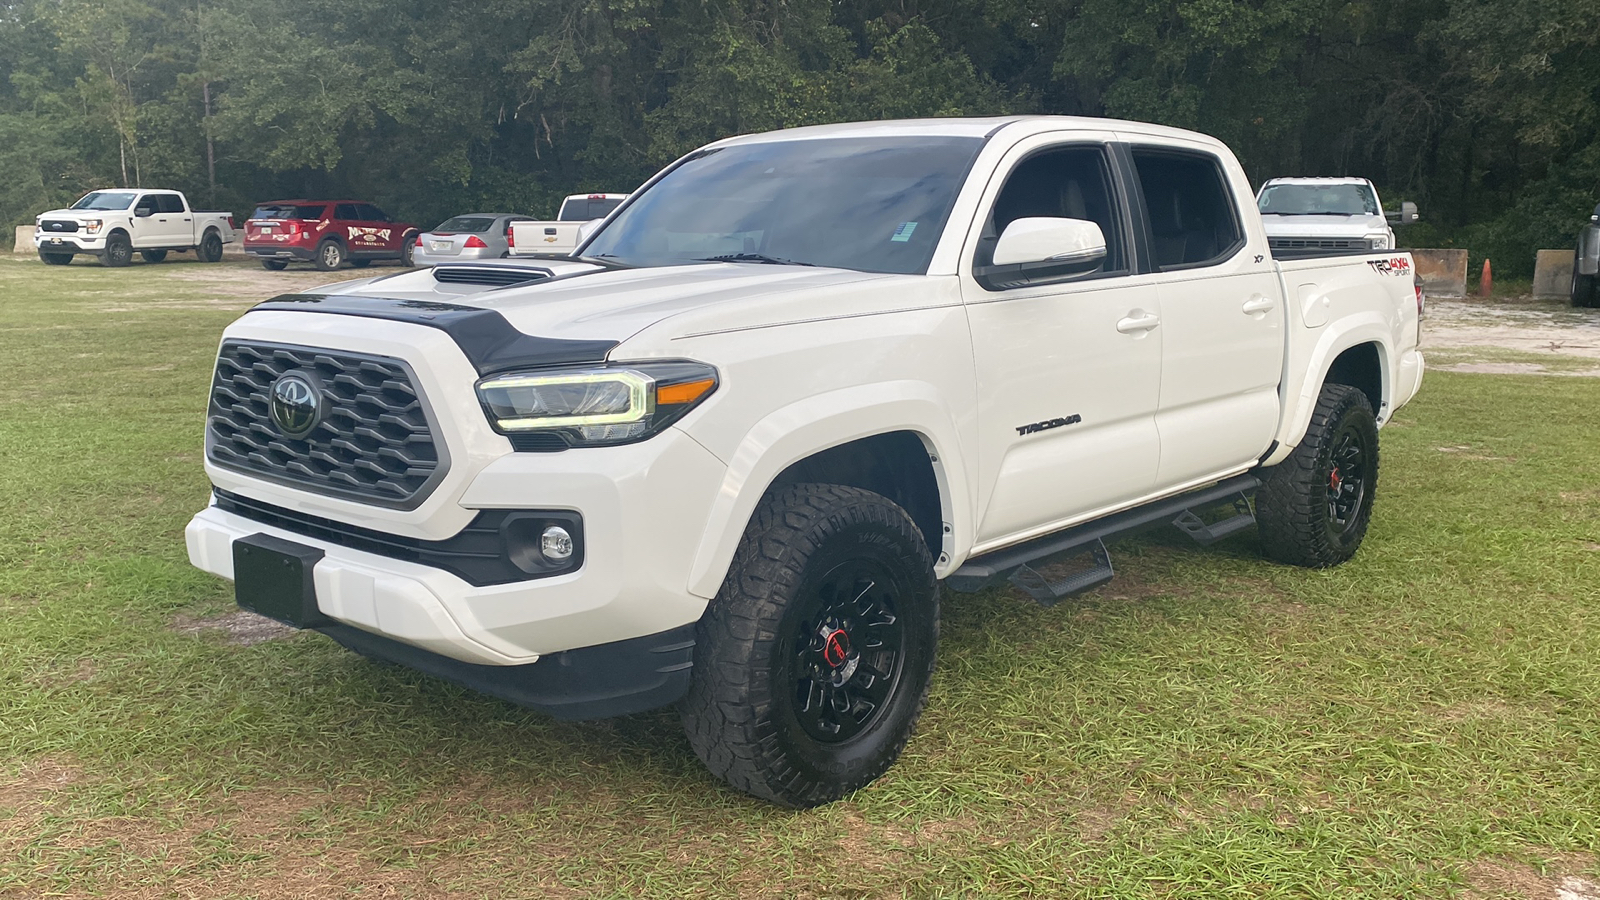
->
left=1367, top=257, right=1412, bottom=276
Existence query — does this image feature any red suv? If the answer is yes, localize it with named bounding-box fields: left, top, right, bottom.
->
left=244, top=200, right=418, bottom=271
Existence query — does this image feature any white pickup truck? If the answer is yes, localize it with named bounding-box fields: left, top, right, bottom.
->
left=186, top=117, right=1424, bottom=807
left=1256, top=177, right=1419, bottom=252
left=506, top=193, right=626, bottom=256
left=35, top=189, right=236, bottom=267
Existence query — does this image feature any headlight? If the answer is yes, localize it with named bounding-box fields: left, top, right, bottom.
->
left=1367, top=234, right=1390, bottom=250
left=83, top=219, right=103, bottom=234
left=476, top=361, right=718, bottom=449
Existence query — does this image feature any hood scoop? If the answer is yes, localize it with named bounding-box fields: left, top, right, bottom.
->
left=432, top=264, right=555, bottom=288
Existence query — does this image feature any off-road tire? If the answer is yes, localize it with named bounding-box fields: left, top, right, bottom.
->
left=103, top=233, right=132, bottom=267
left=260, top=259, right=288, bottom=271
left=1573, top=265, right=1598, bottom=309
left=39, top=252, right=73, bottom=266
left=139, top=249, right=168, bottom=263
left=314, top=240, right=345, bottom=271
left=1256, top=383, right=1379, bottom=568
left=350, top=258, right=372, bottom=269
left=198, top=230, right=224, bottom=263
left=680, top=483, right=938, bottom=808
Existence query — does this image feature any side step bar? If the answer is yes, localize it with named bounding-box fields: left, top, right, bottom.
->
left=947, top=474, right=1261, bottom=600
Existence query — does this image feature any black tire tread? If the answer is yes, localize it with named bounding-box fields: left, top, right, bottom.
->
left=1255, top=383, right=1378, bottom=568
left=679, top=483, right=937, bottom=807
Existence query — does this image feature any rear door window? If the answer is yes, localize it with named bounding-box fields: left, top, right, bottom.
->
left=251, top=204, right=324, bottom=220
left=1129, top=149, right=1244, bottom=270
left=334, top=203, right=360, bottom=220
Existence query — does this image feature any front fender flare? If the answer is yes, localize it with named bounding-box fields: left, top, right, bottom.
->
left=683, top=380, right=973, bottom=600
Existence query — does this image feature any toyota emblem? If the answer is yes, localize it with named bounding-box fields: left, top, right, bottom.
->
left=269, top=373, right=321, bottom=439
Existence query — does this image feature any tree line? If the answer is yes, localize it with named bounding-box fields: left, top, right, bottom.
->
left=2, top=0, right=1595, bottom=276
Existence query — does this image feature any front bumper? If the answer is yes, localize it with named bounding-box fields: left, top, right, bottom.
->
left=35, top=234, right=105, bottom=255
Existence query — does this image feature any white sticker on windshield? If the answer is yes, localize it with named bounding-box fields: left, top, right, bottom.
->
left=891, top=222, right=917, bottom=242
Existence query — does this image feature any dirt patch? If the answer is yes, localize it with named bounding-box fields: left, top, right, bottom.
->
left=1464, top=854, right=1600, bottom=899
left=1424, top=299, right=1600, bottom=361
left=172, top=610, right=298, bottom=646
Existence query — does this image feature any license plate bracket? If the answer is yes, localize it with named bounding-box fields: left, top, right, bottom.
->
left=233, top=533, right=329, bottom=628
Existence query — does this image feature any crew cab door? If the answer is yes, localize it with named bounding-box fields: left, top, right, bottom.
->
left=960, top=134, right=1164, bottom=547
left=129, top=193, right=163, bottom=247
left=1122, top=142, right=1285, bottom=487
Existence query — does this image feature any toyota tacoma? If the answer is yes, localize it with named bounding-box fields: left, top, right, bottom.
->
left=187, top=117, right=1425, bottom=807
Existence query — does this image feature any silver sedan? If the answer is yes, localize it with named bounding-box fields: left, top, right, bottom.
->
left=412, top=213, right=532, bottom=265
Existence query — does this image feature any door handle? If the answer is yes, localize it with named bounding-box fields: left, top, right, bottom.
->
left=1115, top=312, right=1161, bottom=334
left=1242, top=295, right=1276, bottom=314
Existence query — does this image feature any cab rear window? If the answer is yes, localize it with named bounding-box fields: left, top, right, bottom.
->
left=251, top=204, right=325, bottom=220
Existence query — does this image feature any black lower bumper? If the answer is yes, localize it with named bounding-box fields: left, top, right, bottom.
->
left=245, top=245, right=315, bottom=261
left=36, top=239, right=99, bottom=255
left=318, top=621, right=697, bottom=720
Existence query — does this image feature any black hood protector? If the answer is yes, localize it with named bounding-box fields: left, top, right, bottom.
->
left=252, top=294, right=618, bottom=375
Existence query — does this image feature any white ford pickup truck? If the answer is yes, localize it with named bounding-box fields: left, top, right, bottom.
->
left=187, top=117, right=1424, bottom=807
left=35, top=189, right=236, bottom=266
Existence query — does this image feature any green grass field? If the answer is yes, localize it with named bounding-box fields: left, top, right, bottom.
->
left=1, top=256, right=1598, bottom=899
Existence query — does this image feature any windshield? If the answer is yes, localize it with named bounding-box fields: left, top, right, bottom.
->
left=581, top=136, right=985, bottom=274
left=71, top=191, right=138, bottom=211
left=1258, top=183, right=1380, bottom=216
left=251, top=204, right=325, bottom=220
left=432, top=216, right=496, bottom=233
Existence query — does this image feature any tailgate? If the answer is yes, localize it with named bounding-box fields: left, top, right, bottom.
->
left=509, top=221, right=580, bottom=255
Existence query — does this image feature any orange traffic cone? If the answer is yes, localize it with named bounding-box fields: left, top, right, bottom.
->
left=1479, top=259, right=1492, bottom=296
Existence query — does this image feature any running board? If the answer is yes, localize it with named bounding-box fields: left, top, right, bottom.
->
left=1171, top=493, right=1256, bottom=546
left=947, top=474, right=1261, bottom=597
left=1007, top=539, right=1114, bottom=606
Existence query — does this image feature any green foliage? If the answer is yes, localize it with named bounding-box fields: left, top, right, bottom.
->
left=0, top=0, right=1595, bottom=270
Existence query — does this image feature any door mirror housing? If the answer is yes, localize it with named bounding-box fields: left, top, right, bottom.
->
left=1386, top=201, right=1419, bottom=225
left=975, top=217, right=1107, bottom=290
left=134, top=206, right=155, bottom=218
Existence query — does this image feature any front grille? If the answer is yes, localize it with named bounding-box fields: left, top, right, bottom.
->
left=1269, top=237, right=1373, bottom=250
left=40, top=220, right=79, bottom=233
left=432, top=265, right=552, bottom=287
left=207, top=342, right=445, bottom=508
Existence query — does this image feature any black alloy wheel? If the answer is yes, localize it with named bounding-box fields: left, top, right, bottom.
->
left=104, top=233, right=132, bottom=267
left=787, top=558, right=907, bottom=745
left=261, top=259, right=288, bottom=271
left=1325, top=423, right=1369, bottom=539
left=681, top=483, right=938, bottom=807
left=1255, top=382, right=1380, bottom=568
left=315, top=240, right=345, bottom=271
left=199, top=231, right=224, bottom=263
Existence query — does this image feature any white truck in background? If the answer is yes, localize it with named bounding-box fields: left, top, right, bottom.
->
left=1256, top=177, right=1418, bottom=253
left=187, top=117, right=1424, bottom=808
left=507, top=193, right=627, bottom=256
left=35, top=189, right=236, bottom=267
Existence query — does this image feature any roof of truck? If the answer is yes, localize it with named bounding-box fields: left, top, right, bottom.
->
left=712, top=116, right=1227, bottom=149
left=1261, top=177, right=1374, bottom=185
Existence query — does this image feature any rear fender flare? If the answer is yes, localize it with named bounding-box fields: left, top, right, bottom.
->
left=684, top=381, right=972, bottom=599
left=1265, top=315, right=1392, bottom=466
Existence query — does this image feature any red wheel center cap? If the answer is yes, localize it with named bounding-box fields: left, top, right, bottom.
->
left=1330, top=468, right=1342, bottom=489
left=823, top=629, right=851, bottom=668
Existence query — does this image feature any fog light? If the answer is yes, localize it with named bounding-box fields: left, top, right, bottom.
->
left=540, top=526, right=573, bottom=561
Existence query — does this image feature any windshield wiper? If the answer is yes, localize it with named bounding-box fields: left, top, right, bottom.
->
left=698, top=253, right=816, bottom=267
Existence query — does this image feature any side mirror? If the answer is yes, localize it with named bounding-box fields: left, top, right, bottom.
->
left=976, top=217, right=1107, bottom=290
left=135, top=206, right=154, bottom=218
left=1386, top=201, right=1419, bottom=225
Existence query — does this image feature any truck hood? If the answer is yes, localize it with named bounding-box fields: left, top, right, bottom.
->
left=309, top=259, right=894, bottom=343
left=1259, top=213, right=1389, bottom=237
left=36, top=208, right=109, bottom=220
